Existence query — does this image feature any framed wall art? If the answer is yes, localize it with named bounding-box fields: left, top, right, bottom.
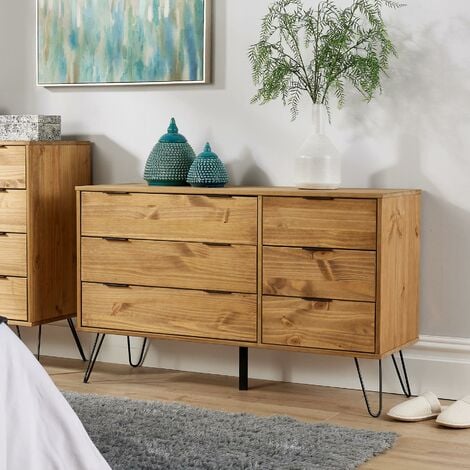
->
left=36, top=0, right=211, bottom=87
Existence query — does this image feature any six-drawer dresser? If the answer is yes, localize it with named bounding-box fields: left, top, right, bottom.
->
left=0, top=141, right=91, bottom=352
left=76, top=185, right=420, bottom=415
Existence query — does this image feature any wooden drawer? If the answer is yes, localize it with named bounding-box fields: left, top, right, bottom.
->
left=81, top=282, right=257, bottom=342
left=81, top=237, right=257, bottom=293
left=81, top=192, right=257, bottom=244
left=0, top=277, right=27, bottom=321
left=0, top=146, right=26, bottom=189
left=263, top=197, right=377, bottom=250
left=0, top=190, right=27, bottom=233
left=0, top=233, right=27, bottom=277
left=262, top=296, right=375, bottom=352
left=263, top=246, right=376, bottom=302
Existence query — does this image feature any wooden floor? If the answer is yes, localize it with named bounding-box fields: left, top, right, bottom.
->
left=43, top=357, right=470, bottom=470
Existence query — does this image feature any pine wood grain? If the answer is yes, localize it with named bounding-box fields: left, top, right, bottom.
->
left=81, top=282, right=257, bottom=342
left=0, top=233, right=26, bottom=276
left=263, top=197, right=377, bottom=249
left=0, top=189, right=26, bottom=233
left=376, top=194, right=420, bottom=354
left=0, top=276, right=27, bottom=320
left=0, top=145, right=26, bottom=188
left=263, top=246, right=376, bottom=301
left=81, top=237, right=256, bottom=294
left=81, top=192, right=258, bottom=245
left=27, top=143, right=91, bottom=324
left=262, top=295, right=375, bottom=352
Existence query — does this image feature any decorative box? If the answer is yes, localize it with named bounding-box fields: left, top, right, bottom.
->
left=187, top=143, right=229, bottom=188
left=0, top=115, right=61, bottom=141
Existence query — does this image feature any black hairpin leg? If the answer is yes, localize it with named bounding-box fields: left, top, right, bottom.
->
left=127, top=336, right=148, bottom=368
left=239, top=347, right=248, bottom=391
left=391, top=350, right=412, bottom=397
left=15, top=326, right=21, bottom=339
left=354, top=358, right=383, bottom=418
left=84, top=333, right=106, bottom=383
left=67, top=318, right=87, bottom=362
left=36, top=325, right=42, bottom=360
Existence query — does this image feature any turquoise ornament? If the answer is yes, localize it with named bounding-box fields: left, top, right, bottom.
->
left=187, top=143, right=229, bottom=188
left=144, top=118, right=195, bottom=186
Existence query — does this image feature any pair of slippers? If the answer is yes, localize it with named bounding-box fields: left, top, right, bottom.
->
left=387, top=391, right=470, bottom=428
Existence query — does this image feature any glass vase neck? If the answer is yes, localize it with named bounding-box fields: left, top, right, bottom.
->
left=311, top=103, right=328, bottom=135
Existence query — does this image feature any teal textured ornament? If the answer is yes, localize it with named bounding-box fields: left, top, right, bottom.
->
left=187, top=143, right=229, bottom=188
left=144, top=118, right=195, bottom=186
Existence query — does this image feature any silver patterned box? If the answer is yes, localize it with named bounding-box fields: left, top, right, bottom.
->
left=0, top=115, right=61, bottom=141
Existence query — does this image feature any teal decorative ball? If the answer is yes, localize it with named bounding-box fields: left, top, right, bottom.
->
left=187, top=143, right=229, bottom=188
left=144, top=118, right=195, bottom=186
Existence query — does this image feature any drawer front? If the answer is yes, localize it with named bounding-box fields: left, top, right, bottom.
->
left=0, top=190, right=27, bottom=233
left=81, top=237, right=257, bottom=293
left=0, top=233, right=27, bottom=277
left=81, top=192, right=258, bottom=245
left=0, top=277, right=27, bottom=321
left=263, top=197, right=377, bottom=250
left=81, top=282, right=257, bottom=342
left=263, top=246, right=376, bottom=302
left=262, top=296, right=375, bottom=352
left=0, top=146, right=26, bottom=189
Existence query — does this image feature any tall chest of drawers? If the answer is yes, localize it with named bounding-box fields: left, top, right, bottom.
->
left=0, top=141, right=91, bottom=326
left=77, top=185, right=420, bottom=360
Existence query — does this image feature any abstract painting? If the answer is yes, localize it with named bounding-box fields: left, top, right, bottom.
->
left=37, top=0, right=211, bottom=86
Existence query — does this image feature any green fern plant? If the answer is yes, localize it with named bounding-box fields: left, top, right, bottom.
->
left=249, top=0, right=403, bottom=120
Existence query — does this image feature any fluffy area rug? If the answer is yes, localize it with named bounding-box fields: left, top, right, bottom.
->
left=64, top=392, right=397, bottom=470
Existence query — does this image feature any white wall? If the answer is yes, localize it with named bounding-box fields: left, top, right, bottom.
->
left=2, top=0, right=470, bottom=399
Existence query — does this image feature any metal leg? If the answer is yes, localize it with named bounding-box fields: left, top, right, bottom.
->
left=354, top=358, right=383, bottom=418
left=83, top=334, right=106, bottom=383
left=36, top=325, right=42, bottom=361
left=392, top=350, right=412, bottom=397
left=127, top=336, right=148, bottom=368
left=15, top=326, right=21, bottom=339
left=239, top=347, right=248, bottom=391
left=67, top=318, right=87, bottom=362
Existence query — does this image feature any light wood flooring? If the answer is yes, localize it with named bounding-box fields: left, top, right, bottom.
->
left=43, top=357, right=470, bottom=470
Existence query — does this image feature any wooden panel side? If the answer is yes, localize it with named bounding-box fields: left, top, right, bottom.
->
left=27, top=143, right=91, bottom=324
left=263, top=197, right=377, bottom=249
left=257, top=196, right=263, bottom=344
left=376, top=194, right=420, bottom=354
left=0, top=233, right=27, bottom=276
left=263, top=246, right=376, bottom=302
left=0, top=146, right=26, bottom=188
left=81, top=283, right=257, bottom=342
left=81, top=237, right=257, bottom=294
left=81, top=192, right=258, bottom=244
left=0, top=190, right=27, bottom=232
left=262, top=296, right=375, bottom=353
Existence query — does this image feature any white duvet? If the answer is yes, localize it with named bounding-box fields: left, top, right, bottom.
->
left=0, top=323, right=111, bottom=470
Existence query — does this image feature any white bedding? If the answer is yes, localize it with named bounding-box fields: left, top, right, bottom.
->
left=0, top=323, right=111, bottom=470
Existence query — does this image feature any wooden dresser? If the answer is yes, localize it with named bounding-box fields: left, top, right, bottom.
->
left=76, top=185, right=420, bottom=360
left=0, top=141, right=91, bottom=327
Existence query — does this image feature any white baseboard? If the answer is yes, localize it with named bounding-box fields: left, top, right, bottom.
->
left=15, top=323, right=470, bottom=400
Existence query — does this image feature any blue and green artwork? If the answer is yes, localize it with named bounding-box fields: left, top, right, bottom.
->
left=37, top=0, right=209, bottom=85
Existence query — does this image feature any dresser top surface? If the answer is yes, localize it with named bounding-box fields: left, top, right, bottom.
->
left=76, top=184, right=421, bottom=199
left=0, top=140, right=90, bottom=145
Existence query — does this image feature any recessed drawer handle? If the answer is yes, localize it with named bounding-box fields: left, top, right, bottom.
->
left=0, top=275, right=8, bottom=280
left=0, top=188, right=7, bottom=193
left=103, top=237, right=130, bottom=242
left=103, top=283, right=130, bottom=288
left=301, top=297, right=332, bottom=302
left=0, top=145, right=7, bottom=149
left=302, top=196, right=335, bottom=201
left=203, top=242, right=232, bottom=247
left=104, top=191, right=130, bottom=195
left=302, top=247, right=334, bottom=252
left=0, top=232, right=8, bottom=237
left=204, top=289, right=233, bottom=295
left=206, top=195, right=233, bottom=199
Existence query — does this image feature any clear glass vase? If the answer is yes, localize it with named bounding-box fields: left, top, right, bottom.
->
left=295, top=104, right=341, bottom=189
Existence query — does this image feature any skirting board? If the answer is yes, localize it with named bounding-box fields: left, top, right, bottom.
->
left=15, top=323, right=470, bottom=401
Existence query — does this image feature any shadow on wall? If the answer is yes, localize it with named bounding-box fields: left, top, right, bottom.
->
left=345, top=18, right=470, bottom=336
left=225, top=147, right=272, bottom=186
left=63, top=134, right=142, bottom=185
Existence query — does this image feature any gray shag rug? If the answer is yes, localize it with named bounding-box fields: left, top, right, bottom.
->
left=64, top=392, right=397, bottom=470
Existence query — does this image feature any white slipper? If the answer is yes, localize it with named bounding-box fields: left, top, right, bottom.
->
left=387, top=391, right=445, bottom=422
left=436, top=395, right=470, bottom=429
